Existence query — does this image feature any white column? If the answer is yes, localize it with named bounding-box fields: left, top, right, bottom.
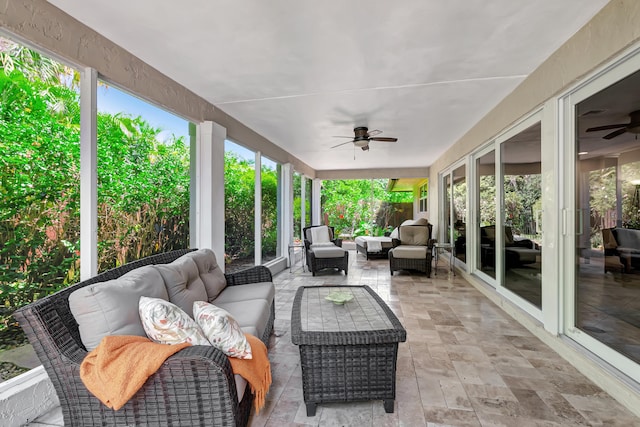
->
left=255, top=152, right=262, bottom=265
left=80, top=67, right=97, bottom=280
left=300, top=176, right=307, bottom=234
left=281, top=163, right=293, bottom=261
left=195, top=121, right=226, bottom=270
left=189, top=123, right=197, bottom=247
left=312, top=178, right=322, bottom=225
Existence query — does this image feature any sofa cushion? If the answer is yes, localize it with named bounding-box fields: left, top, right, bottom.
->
left=504, top=227, right=514, bottom=244
left=213, top=281, right=275, bottom=306
left=193, top=301, right=252, bottom=359
left=215, top=299, right=271, bottom=342
left=139, top=296, right=209, bottom=346
left=390, top=245, right=428, bottom=259
left=615, top=228, right=640, bottom=250
left=154, top=256, right=207, bottom=318
left=398, top=225, right=429, bottom=246
left=483, top=226, right=496, bottom=240
left=182, top=248, right=227, bottom=300
left=69, top=265, right=168, bottom=351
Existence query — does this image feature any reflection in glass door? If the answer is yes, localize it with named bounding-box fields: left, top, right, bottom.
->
left=452, top=165, right=467, bottom=264
left=443, top=174, right=451, bottom=245
left=574, top=68, right=640, bottom=366
left=476, top=150, right=496, bottom=278
left=501, top=123, right=542, bottom=308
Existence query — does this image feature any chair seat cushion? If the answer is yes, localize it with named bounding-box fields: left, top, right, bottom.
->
left=310, top=242, right=337, bottom=249
left=391, top=245, right=428, bottom=259
left=311, top=245, right=346, bottom=258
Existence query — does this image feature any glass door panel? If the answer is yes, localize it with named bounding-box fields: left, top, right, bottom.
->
left=575, top=69, right=640, bottom=364
left=452, top=165, right=467, bottom=264
left=443, top=174, right=451, bottom=244
left=477, top=150, right=496, bottom=278
left=501, top=123, right=542, bottom=308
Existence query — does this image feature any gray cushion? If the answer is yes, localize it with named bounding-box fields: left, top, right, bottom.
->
left=154, top=256, right=207, bottom=318
left=390, top=245, right=428, bottom=259
left=215, top=299, right=271, bottom=340
left=213, top=281, right=275, bottom=305
left=305, top=226, right=334, bottom=242
left=182, top=248, right=227, bottom=300
left=505, top=247, right=539, bottom=263
left=413, top=217, right=429, bottom=226
left=69, top=265, right=168, bottom=351
left=398, top=225, right=429, bottom=246
left=311, top=245, right=346, bottom=258
left=616, top=229, right=640, bottom=249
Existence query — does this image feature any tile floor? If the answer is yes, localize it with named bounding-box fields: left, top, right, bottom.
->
left=31, top=250, right=640, bottom=426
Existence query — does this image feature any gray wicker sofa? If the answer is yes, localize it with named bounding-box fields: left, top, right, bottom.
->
left=15, top=248, right=274, bottom=427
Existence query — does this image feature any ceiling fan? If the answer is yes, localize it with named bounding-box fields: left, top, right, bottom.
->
left=586, top=110, right=640, bottom=139
left=331, top=126, right=398, bottom=151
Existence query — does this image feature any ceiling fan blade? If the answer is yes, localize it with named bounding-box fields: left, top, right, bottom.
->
left=603, top=128, right=628, bottom=140
left=366, top=129, right=382, bottom=137
left=332, top=135, right=356, bottom=138
left=370, top=137, right=398, bottom=142
left=586, top=124, right=628, bottom=132
left=331, top=140, right=355, bottom=149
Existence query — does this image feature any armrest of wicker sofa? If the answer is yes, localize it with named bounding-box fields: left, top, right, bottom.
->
left=225, top=265, right=272, bottom=286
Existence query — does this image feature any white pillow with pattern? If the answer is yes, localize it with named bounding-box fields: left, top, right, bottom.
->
left=139, top=296, right=209, bottom=346
left=193, top=301, right=252, bottom=359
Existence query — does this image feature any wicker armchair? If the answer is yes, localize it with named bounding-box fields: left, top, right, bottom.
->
left=303, top=225, right=349, bottom=276
left=14, top=249, right=274, bottom=427
left=389, top=224, right=434, bottom=277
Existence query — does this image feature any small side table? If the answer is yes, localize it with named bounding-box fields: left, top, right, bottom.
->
left=288, top=243, right=305, bottom=273
left=433, top=242, right=455, bottom=276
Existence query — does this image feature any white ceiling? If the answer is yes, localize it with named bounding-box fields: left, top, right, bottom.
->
left=48, top=0, right=610, bottom=172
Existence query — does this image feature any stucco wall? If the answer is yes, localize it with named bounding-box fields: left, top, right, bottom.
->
left=428, top=0, right=640, bottom=215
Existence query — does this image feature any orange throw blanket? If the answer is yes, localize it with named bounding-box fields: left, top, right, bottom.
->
left=229, top=333, right=272, bottom=413
left=80, top=334, right=271, bottom=413
left=80, top=336, right=190, bottom=410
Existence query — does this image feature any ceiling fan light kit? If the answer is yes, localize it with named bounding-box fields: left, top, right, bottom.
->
left=331, top=126, right=398, bottom=151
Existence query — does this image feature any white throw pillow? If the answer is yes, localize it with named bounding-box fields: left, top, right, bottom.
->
left=193, top=301, right=252, bottom=359
left=139, top=296, right=209, bottom=346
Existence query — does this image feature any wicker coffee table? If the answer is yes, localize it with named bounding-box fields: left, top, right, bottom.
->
left=291, top=285, right=407, bottom=416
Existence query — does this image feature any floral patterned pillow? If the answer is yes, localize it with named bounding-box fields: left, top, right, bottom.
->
left=139, top=296, right=209, bottom=346
left=193, top=301, right=252, bottom=359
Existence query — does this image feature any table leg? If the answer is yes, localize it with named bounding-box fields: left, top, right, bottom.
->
left=383, top=399, right=394, bottom=413
left=305, top=402, right=317, bottom=416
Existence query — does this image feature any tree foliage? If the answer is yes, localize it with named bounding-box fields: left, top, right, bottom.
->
left=321, top=179, right=413, bottom=236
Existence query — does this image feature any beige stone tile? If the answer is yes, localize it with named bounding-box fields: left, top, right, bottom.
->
left=241, top=251, right=640, bottom=427
left=316, top=401, right=373, bottom=427
left=536, top=390, right=590, bottom=426
left=423, top=406, right=482, bottom=426
left=416, top=376, right=447, bottom=407
left=440, top=379, right=474, bottom=411
left=452, top=361, right=506, bottom=387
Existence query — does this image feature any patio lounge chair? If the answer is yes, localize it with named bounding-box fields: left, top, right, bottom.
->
left=389, top=223, right=434, bottom=277
left=303, top=225, right=349, bottom=276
